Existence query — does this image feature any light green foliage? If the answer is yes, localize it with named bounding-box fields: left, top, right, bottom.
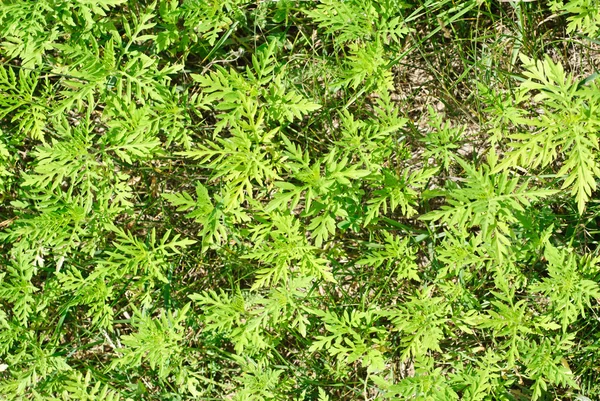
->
left=550, top=0, right=600, bottom=37
left=373, top=357, right=460, bottom=400
left=232, top=358, right=289, bottom=401
left=304, top=0, right=410, bottom=46
left=60, top=371, right=124, bottom=400
left=423, top=155, right=558, bottom=258
left=162, top=183, right=228, bottom=248
left=422, top=106, right=463, bottom=171
left=530, top=243, right=600, bottom=331
left=190, top=278, right=311, bottom=355
left=244, top=212, right=334, bottom=288
left=111, top=304, right=190, bottom=379
left=387, top=289, right=450, bottom=360
left=0, top=67, right=49, bottom=140
left=357, top=232, right=420, bottom=281
left=308, top=307, right=388, bottom=373
left=101, top=228, right=196, bottom=284
left=1, top=0, right=600, bottom=400
left=494, top=54, right=600, bottom=213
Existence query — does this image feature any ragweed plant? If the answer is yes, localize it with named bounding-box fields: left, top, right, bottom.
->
left=1, top=0, right=600, bottom=400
